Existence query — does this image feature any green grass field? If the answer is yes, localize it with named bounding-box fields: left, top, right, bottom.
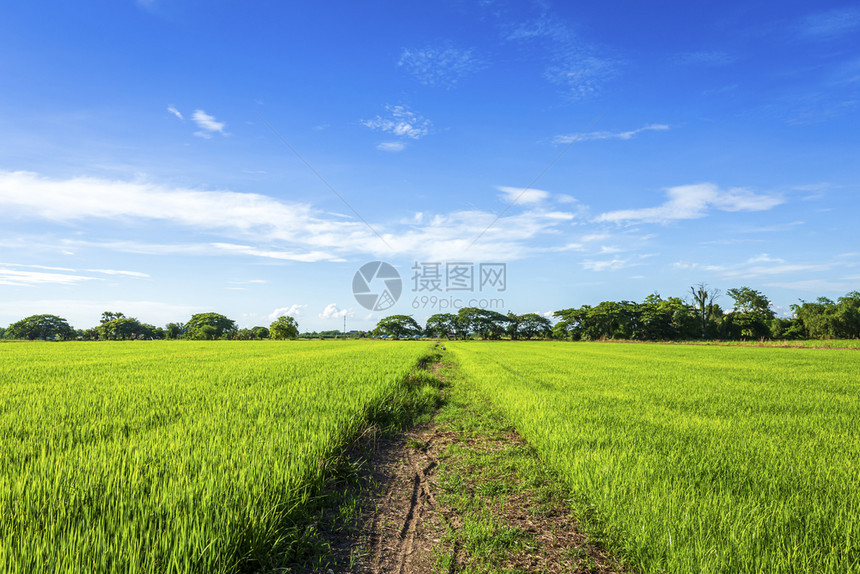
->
left=3, top=339, right=858, bottom=573
left=448, top=341, right=860, bottom=573
left=0, top=340, right=435, bottom=573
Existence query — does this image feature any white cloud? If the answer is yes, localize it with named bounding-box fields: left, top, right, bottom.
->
left=362, top=105, right=431, bottom=140
left=398, top=45, right=483, bottom=87
left=554, top=124, right=669, bottom=144
left=0, top=171, right=583, bottom=263
left=319, top=303, right=350, bottom=320
left=596, top=183, right=784, bottom=224
left=210, top=243, right=341, bottom=263
left=580, top=233, right=610, bottom=242
left=581, top=258, right=631, bottom=271
left=497, top=186, right=550, bottom=204
left=88, top=269, right=150, bottom=278
left=192, top=110, right=227, bottom=138
left=377, top=141, right=406, bottom=152
left=0, top=266, right=95, bottom=287
left=167, top=106, right=183, bottom=120
left=746, top=254, right=783, bottom=264
left=269, top=304, right=306, bottom=321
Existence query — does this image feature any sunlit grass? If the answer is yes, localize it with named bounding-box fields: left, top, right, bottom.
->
left=0, top=340, right=434, bottom=573
left=448, top=341, right=860, bottom=573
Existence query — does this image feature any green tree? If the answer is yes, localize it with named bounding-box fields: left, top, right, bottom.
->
left=100, top=311, right=126, bottom=323
left=791, top=292, right=860, bottom=339
left=725, top=287, right=775, bottom=339
left=373, top=315, right=421, bottom=338
left=186, top=313, right=237, bottom=340
left=516, top=313, right=553, bottom=339
left=456, top=307, right=508, bottom=339
left=270, top=316, right=299, bottom=340
left=6, top=314, right=75, bottom=340
left=425, top=313, right=458, bottom=338
left=97, top=312, right=158, bottom=340
left=164, top=322, right=186, bottom=339
left=552, top=306, right=591, bottom=340
left=585, top=301, right=637, bottom=339
left=251, top=326, right=270, bottom=339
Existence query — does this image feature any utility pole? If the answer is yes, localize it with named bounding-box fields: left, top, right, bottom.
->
left=343, top=315, right=346, bottom=336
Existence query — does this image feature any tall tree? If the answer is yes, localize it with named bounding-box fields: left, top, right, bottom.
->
left=100, top=311, right=126, bottom=324
left=690, top=283, right=721, bottom=339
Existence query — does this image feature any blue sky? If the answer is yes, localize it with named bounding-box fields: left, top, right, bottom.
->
left=1, top=0, right=858, bottom=332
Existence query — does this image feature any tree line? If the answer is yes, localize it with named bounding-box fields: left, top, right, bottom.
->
left=1, top=312, right=299, bottom=341
left=372, top=285, right=860, bottom=341
left=3, top=285, right=858, bottom=342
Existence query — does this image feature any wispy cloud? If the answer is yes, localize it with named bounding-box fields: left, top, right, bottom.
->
left=0, top=263, right=148, bottom=286
left=167, top=105, right=183, bottom=120
left=497, top=186, right=549, bottom=204
left=674, top=254, right=846, bottom=282
left=210, top=243, right=341, bottom=263
left=0, top=266, right=95, bottom=287
left=376, top=141, right=406, bottom=152
left=192, top=110, right=227, bottom=138
left=554, top=123, right=669, bottom=144
left=764, top=278, right=860, bottom=293
left=88, top=269, right=150, bottom=278
left=596, top=183, right=783, bottom=224
left=581, top=258, right=631, bottom=271
left=398, top=45, right=483, bottom=87
left=362, top=105, right=431, bottom=140
left=674, top=51, right=736, bottom=67
left=507, top=13, right=619, bottom=98
left=799, top=7, right=860, bottom=40
left=0, top=171, right=581, bottom=262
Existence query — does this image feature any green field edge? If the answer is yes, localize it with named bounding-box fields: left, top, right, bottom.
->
left=274, top=346, right=447, bottom=571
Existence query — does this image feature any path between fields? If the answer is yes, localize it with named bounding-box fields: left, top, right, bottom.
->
left=310, top=363, right=624, bottom=574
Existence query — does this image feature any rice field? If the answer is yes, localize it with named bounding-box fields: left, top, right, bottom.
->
left=447, top=341, right=860, bottom=573
left=0, top=340, right=434, bottom=573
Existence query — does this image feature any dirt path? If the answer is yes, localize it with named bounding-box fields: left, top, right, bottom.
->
left=364, top=424, right=457, bottom=574
left=310, top=419, right=623, bottom=574
left=297, top=358, right=624, bottom=574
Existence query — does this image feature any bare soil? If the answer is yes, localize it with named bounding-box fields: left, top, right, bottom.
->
left=302, top=416, right=624, bottom=574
